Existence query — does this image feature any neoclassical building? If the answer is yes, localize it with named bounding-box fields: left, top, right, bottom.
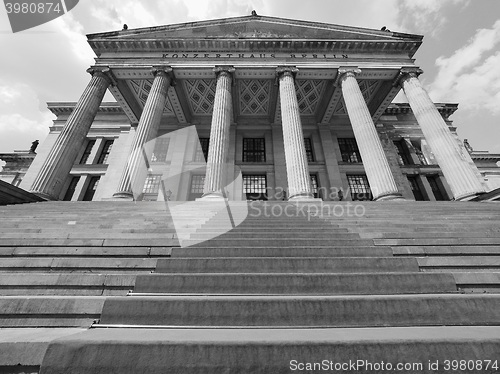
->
left=17, top=14, right=500, bottom=202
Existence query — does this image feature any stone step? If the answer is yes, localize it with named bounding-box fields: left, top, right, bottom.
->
left=188, top=238, right=374, bottom=247
left=374, top=238, right=500, bottom=246
left=0, top=238, right=179, bottom=247
left=154, top=257, right=418, bottom=273
left=133, top=272, right=457, bottom=295
left=171, top=246, right=392, bottom=258
left=393, top=245, right=500, bottom=256
left=417, top=256, right=500, bottom=270
left=360, top=231, right=500, bottom=239
left=0, top=328, right=86, bottom=371
left=453, top=272, right=500, bottom=293
left=0, top=296, right=105, bottom=327
left=39, top=326, right=500, bottom=374
left=0, top=258, right=158, bottom=272
left=0, top=246, right=172, bottom=257
left=0, top=273, right=135, bottom=296
left=190, top=232, right=361, bottom=239
left=100, top=294, right=500, bottom=328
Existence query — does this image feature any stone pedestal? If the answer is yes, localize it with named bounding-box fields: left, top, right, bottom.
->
left=277, top=67, right=317, bottom=201
left=339, top=68, right=402, bottom=201
left=114, top=67, right=172, bottom=199
left=30, top=68, right=112, bottom=200
left=400, top=68, right=485, bottom=201
left=201, top=67, right=234, bottom=199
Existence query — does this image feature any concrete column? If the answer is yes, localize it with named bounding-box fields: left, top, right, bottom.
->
left=338, top=67, right=402, bottom=201
left=114, top=67, right=172, bottom=199
left=399, top=68, right=485, bottom=200
left=30, top=67, right=112, bottom=199
left=202, top=66, right=234, bottom=199
left=276, top=67, right=316, bottom=201
left=318, top=127, right=344, bottom=200
left=271, top=124, right=288, bottom=200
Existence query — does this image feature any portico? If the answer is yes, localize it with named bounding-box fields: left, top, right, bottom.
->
left=24, top=15, right=487, bottom=202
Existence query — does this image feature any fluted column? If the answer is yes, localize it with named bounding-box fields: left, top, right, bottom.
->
left=399, top=68, right=485, bottom=200
left=277, top=67, right=316, bottom=201
left=114, top=67, right=172, bottom=199
left=30, top=67, right=112, bottom=200
left=201, top=66, right=234, bottom=199
left=339, top=68, right=402, bottom=201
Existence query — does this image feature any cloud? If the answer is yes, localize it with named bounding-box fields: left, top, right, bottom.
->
left=398, top=0, right=470, bottom=36
left=428, top=20, right=500, bottom=115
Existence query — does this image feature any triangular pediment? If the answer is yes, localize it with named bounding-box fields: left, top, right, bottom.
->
left=88, top=15, right=421, bottom=42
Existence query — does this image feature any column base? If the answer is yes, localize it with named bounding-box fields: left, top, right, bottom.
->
left=454, top=192, right=485, bottom=202
left=288, top=192, right=322, bottom=202
left=30, top=191, right=56, bottom=201
left=373, top=193, right=405, bottom=202
left=112, top=192, right=134, bottom=200
left=197, top=192, right=226, bottom=201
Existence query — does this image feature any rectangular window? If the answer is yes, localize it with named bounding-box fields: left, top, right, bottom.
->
left=412, top=142, right=429, bottom=165
left=243, top=138, right=266, bottom=162
left=304, top=138, right=315, bottom=162
left=151, top=138, right=170, bottom=163
left=243, top=174, right=267, bottom=200
left=63, top=176, right=80, bottom=201
left=80, top=140, right=95, bottom=164
left=427, top=175, right=446, bottom=201
left=97, top=140, right=114, bottom=164
left=338, top=138, right=361, bottom=163
left=394, top=140, right=411, bottom=165
left=142, top=175, right=162, bottom=194
left=407, top=175, right=425, bottom=201
left=82, top=176, right=100, bottom=201
left=189, top=175, right=205, bottom=200
left=195, top=138, right=210, bottom=162
left=310, top=174, right=319, bottom=198
left=347, top=175, right=372, bottom=201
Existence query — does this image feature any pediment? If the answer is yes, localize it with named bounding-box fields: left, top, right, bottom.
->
left=88, top=15, right=421, bottom=43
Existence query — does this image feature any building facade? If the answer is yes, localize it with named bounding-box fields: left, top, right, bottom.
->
left=16, top=14, right=500, bottom=202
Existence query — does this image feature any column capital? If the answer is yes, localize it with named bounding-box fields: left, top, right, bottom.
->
left=336, top=67, right=361, bottom=86
left=151, top=66, right=175, bottom=85
left=393, top=67, right=423, bottom=87
left=276, top=66, right=299, bottom=80
left=86, top=66, right=116, bottom=86
left=214, top=65, right=235, bottom=79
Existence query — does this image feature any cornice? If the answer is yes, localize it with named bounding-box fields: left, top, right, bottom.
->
left=47, top=102, right=125, bottom=115
left=383, top=103, right=458, bottom=117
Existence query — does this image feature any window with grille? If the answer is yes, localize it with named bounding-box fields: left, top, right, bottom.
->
left=80, top=140, right=95, bottom=164
left=347, top=175, right=372, bottom=201
left=142, top=175, right=162, bottom=194
left=304, top=138, right=314, bottom=162
left=243, top=175, right=267, bottom=200
left=151, top=138, right=170, bottom=162
left=394, top=140, right=411, bottom=165
left=190, top=175, right=205, bottom=194
left=97, top=140, right=114, bottom=164
left=243, top=138, right=266, bottom=162
left=63, top=176, right=80, bottom=201
left=338, top=138, right=361, bottom=163
left=407, top=175, right=425, bottom=201
left=195, top=138, right=210, bottom=162
left=413, top=145, right=429, bottom=165
left=82, top=176, right=100, bottom=201
left=310, top=174, right=319, bottom=198
left=427, top=175, right=446, bottom=201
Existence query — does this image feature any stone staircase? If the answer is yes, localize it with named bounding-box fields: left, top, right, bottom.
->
left=0, top=201, right=499, bottom=373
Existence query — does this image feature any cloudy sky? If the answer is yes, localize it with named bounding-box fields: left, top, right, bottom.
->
left=1, top=0, right=499, bottom=169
